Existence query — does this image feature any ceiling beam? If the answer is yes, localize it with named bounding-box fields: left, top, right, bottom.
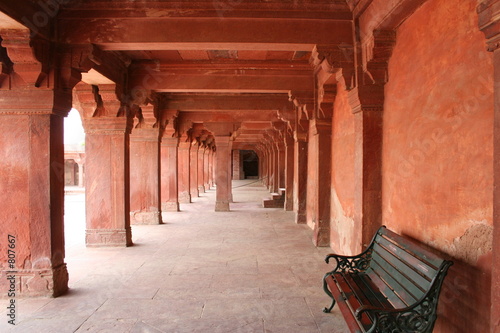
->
left=57, top=18, right=353, bottom=49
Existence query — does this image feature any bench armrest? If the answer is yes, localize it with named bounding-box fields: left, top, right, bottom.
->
left=324, top=250, right=373, bottom=273
left=324, top=227, right=384, bottom=273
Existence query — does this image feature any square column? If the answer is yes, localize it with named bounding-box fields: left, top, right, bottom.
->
left=293, top=133, right=308, bottom=224
left=161, top=137, right=180, bottom=212
left=190, top=142, right=200, bottom=198
left=308, top=119, right=332, bottom=246
left=214, top=136, right=233, bottom=211
left=129, top=112, right=162, bottom=225
left=0, top=97, right=69, bottom=297
left=177, top=140, right=191, bottom=203
left=284, top=132, right=294, bottom=211
left=197, top=147, right=206, bottom=193
left=204, top=148, right=211, bottom=191
left=84, top=117, right=134, bottom=246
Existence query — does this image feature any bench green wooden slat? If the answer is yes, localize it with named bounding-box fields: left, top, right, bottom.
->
left=377, top=228, right=442, bottom=269
left=375, top=235, right=437, bottom=282
left=364, top=267, right=408, bottom=309
left=322, top=226, right=453, bottom=333
left=372, top=241, right=431, bottom=294
left=370, top=254, right=423, bottom=306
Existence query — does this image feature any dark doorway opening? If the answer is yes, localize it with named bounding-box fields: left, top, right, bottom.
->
left=242, top=150, right=259, bottom=179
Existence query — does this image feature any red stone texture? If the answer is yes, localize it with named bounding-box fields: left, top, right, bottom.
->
left=0, top=114, right=68, bottom=296
left=382, top=0, right=493, bottom=331
left=130, top=135, right=162, bottom=225
left=306, top=123, right=319, bottom=230
left=293, top=139, right=308, bottom=224
left=330, top=80, right=356, bottom=253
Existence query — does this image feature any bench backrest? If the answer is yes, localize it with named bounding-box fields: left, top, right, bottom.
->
left=366, top=227, right=450, bottom=309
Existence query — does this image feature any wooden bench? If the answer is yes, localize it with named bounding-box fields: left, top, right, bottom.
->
left=322, top=226, right=453, bottom=333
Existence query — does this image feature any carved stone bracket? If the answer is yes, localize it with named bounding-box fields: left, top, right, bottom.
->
left=478, top=0, right=500, bottom=51
left=311, top=44, right=355, bottom=90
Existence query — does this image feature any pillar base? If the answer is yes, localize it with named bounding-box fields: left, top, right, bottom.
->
left=162, top=201, right=180, bottom=212
left=1, top=263, right=69, bottom=298
left=130, top=211, right=162, bottom=225
left=215, top=201, right=230, bottom=212
left=198, top=186, right=206, bottom=193
left=313, top=226, right=330, bottom=247
left=86, top=228, right=132, bottom=247
left=179, top=192, right=191, bottom=203
left=204, top=184, right=210, bottom=191
left=295, top=212, right=306, bottom=224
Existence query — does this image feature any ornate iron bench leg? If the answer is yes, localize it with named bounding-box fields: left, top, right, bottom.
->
left=323, top=273, right=336, bottom=313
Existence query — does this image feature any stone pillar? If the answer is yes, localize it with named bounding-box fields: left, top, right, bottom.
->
left=311, top=120, right=332, bottom=246
left=232, top=149, right=241, bottom=180
left=277, top=140, right=286, bottom=189
left=76, top=83, right=134, bottom=248
left=77, top=161, right=85, bottom=187
left=161, top=137, right=180, bottom=212
left=284, top=131, right=294, bottom=211
left=189, top=142, right=200, bottom=199
left=198, top=146, right=206, bottom=193
left=204, top=147, right=211, bottom=191
left=208, top=148, right=215, bottom=187
left=178, top=138, right=191, bottom=203
left=214, top=136, right=233, bottom=211
left=129, top=104, right=162, bottom=225
left=293, top=134, right=308, bottom=224
left=84, top=116, right=134, bottom=246
left=0, top=90, right=71, bottom=297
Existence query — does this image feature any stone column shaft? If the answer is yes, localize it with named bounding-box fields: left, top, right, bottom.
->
left=178, top=141, right=191, bottom=203
left=294, top=136, right=308, bottom=224
left=197, top=147, right=206, bottom=193
left=161, top=137, right=180, bottom=212
left=214, top=136, right=232, bottom=211
left=84, top=117, right=134, bottom=247
left=130, top=128, right=162, bottom=225
left=189, top=143, right=199, bottom=198
left=0, top=103, right=69, bottom=297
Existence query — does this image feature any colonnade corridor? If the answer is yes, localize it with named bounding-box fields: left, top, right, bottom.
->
left=1, top=180, right=348, bottom=333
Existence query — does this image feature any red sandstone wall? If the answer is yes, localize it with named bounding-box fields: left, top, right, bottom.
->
left=330, top=80, right=356, bottom=253
left=382, top=0, right=493, bottom=331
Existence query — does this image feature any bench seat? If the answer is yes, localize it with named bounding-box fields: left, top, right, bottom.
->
left=323, top=226, right=453, bottom=333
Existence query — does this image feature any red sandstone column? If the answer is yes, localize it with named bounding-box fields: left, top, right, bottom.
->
left=294, top=130, right=308, bottom=224
left=190, top=142, right=200, bottom=198
left=178, top=137, right=191, bottom=203
left=214, top=136, right=233, bottom=211
left=284, top=132, right=294, bottom=211
left=277, top=140, right=286, bottom=189
left=84, top=116, right=134, bottom=246
left=161, top=137, right=180, bottom=212
left=129, top=104, right=162, bottom=225
left=232, top=149, right=241, bottom=180
left=77, top=161, right=85, bottom=187
left=197, top=146, right=205, bottom=193
left=204, top=147, right=211, bottom=190
left=0, top=90, right=71, bottom=297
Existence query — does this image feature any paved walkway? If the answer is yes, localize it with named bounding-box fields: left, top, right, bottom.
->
left=1, top=180, right=348, bottom=332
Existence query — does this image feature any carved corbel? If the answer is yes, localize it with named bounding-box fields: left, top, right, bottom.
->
left=362, top=30, right=397, bottom=84
left=0, top=30, right=51, bottom=88
left=311, top=44, right=355, bottom=90
left=478, top=0, right=500, bottom=51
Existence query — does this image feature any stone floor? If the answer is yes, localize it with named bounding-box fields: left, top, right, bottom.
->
left=1, top=180, right=349, bottom=332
